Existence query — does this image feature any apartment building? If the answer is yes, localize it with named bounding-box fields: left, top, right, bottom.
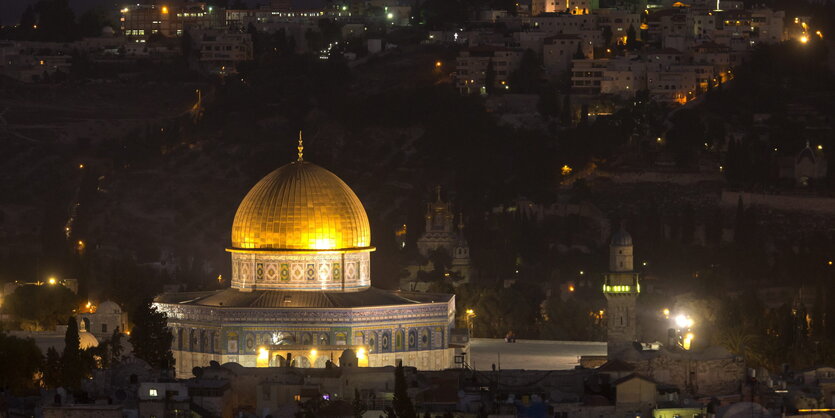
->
left=121, top=3, right=224, bottom=42
left=544, top=34, right=590, bottom=76
left=456, top=46, right=524, bottom=94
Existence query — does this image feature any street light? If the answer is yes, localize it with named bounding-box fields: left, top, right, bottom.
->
left=674, top=314, right=693, bottom=329
left=465, top=309, right=476, bottom=337
left=683, top=332, right=695, bottom=350
left=48, top=277, right=57, bottom=285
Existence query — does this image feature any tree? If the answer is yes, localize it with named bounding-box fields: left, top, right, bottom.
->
left=573, top=42, right=585, bottom=59
left=602, top=25, right=613, bottom=47
left=560, top=94, right=572, bottom=125
left=626, top=24, right=637, bottom=49
left=19, top=5, right=36, bottom=39
left=43, top=346, right=61, bottom=388
left=180, top=29, right=196, bottom=67
left=3, top=284, right=79, bottom=330
left=508, top=49, right=541, bottom=94
left=111, top=327, right=124, bottom=363
left=130, top=301, right=175, bottom=370
left=352, top=388, right=367, bottom=418
left=33, top=0, right=78, bottom=42
left=60, top=317, right=84, bottom=388
left=77, top=8, right=109, bottom=38
left=392, top=363, right=416, bottom=418
left=0, top=332, right=42, bottom=394
left=537, top=82, right=560, bottom=119
left=484, top=59, right=496, bottom=95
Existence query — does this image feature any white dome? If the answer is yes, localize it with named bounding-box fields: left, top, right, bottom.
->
left=79, top=330, right=99, bottom=350
left=98, top=300, right=122, bottom=314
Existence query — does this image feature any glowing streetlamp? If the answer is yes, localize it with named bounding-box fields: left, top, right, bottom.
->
left=674, top=314, right=694, bottom=329
left=257, top=346, right=269, bottom=367
left=561, top=165, right=573, bottom=176
left=800, top=35, right=809, bottom=44
left=465, top=309, right=476, bottom=337
left=48, top=277, right=57, bottom=285
left=683, top=332, right=694, bottom=350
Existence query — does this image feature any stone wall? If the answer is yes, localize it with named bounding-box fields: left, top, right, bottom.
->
left=633, top=355, right=744, bottom=396
left=722, top=191, right=835, bottom=214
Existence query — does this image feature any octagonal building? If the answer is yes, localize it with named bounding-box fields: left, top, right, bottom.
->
left=154, top=150, right=456, bottom=377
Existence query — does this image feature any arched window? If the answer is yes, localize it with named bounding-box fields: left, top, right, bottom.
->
left=294, top=356, right=311, bottom=368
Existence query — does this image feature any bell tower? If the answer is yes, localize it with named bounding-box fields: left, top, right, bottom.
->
left=603, top=226, right=640, bottom=357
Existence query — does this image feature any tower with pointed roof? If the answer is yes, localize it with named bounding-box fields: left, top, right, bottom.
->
left=604, top=226, right=640, bottom=357
left=405, top=187, right=471, bottom=289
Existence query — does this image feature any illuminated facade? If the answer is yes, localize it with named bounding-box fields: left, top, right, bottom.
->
left=603, top=227, right=640, bottom=357
left=155, top=144, right=455, bottom=377
left=121, top=3, right=224, bottom=42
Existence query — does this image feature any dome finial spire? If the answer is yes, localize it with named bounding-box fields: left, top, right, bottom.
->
left=297, top=131, right=304, bottom=162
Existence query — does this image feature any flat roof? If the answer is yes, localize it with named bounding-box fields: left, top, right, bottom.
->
left=468, top=338, right=606, bottom=371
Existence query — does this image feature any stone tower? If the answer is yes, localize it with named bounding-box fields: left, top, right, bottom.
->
left=603, top=227, right=640, bottom=357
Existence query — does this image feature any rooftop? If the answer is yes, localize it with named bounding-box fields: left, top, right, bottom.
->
left=154, top=287, right=452, bottom=308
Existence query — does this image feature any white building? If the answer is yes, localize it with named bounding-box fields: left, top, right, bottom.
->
left=600, top=57, right=647, bottom=97
left=192, top=30, right=254, bottom=72
left=544, top=34, right=589, bottom=77
left=571, top=58, right=608, bottom=94
left=532, top=13, right=596, bottom=34
left=455, top=46, right=524, bottom=94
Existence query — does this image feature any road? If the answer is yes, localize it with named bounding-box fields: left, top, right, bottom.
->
left=468, top=338, right=607, bottom=371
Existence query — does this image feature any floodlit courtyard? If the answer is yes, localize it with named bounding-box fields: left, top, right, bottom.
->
left=468, top=338, right=607, bottom=371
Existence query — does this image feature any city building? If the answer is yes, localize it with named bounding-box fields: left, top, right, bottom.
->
left=154, top=141, right=457, bottom=377
left=191, top=30, right=254, bottom=73
left=600, top=56, right=647, bottom=96
left=571, top=58, right=608, bottom=94
left=532, top=0, right=601, bottom=15
left=455, top=46, right=524, bottom=94
left=543, top=34, right=590, bottom=77
left=78, top=300, right=129, bottom=340
left=121, top=3, right=224, bottom=42
left=532, top=13, right=597, bottom=34
left=0, top=42, right=72, bottom=83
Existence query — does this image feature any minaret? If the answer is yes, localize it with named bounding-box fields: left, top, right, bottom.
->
left=603, top=226, right=640, bottom=357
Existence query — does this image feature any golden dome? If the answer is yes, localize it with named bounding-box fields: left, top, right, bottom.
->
left=231, top=161, right=371, bottom=251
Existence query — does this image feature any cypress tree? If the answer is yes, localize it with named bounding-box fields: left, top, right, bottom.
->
left=43, top=347, right=62, bottom=388
left=484, top=59, right=496, bottom=95
left=393, top=363, right=416, bottom=418
left=130, top=301, right=175, bottom=370
left=111, top=327, right=123, bottom=362
left=60, top=317, right=83, bottom=388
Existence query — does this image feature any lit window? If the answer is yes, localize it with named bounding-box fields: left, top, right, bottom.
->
left=149, top=389, right=158, bottom=397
